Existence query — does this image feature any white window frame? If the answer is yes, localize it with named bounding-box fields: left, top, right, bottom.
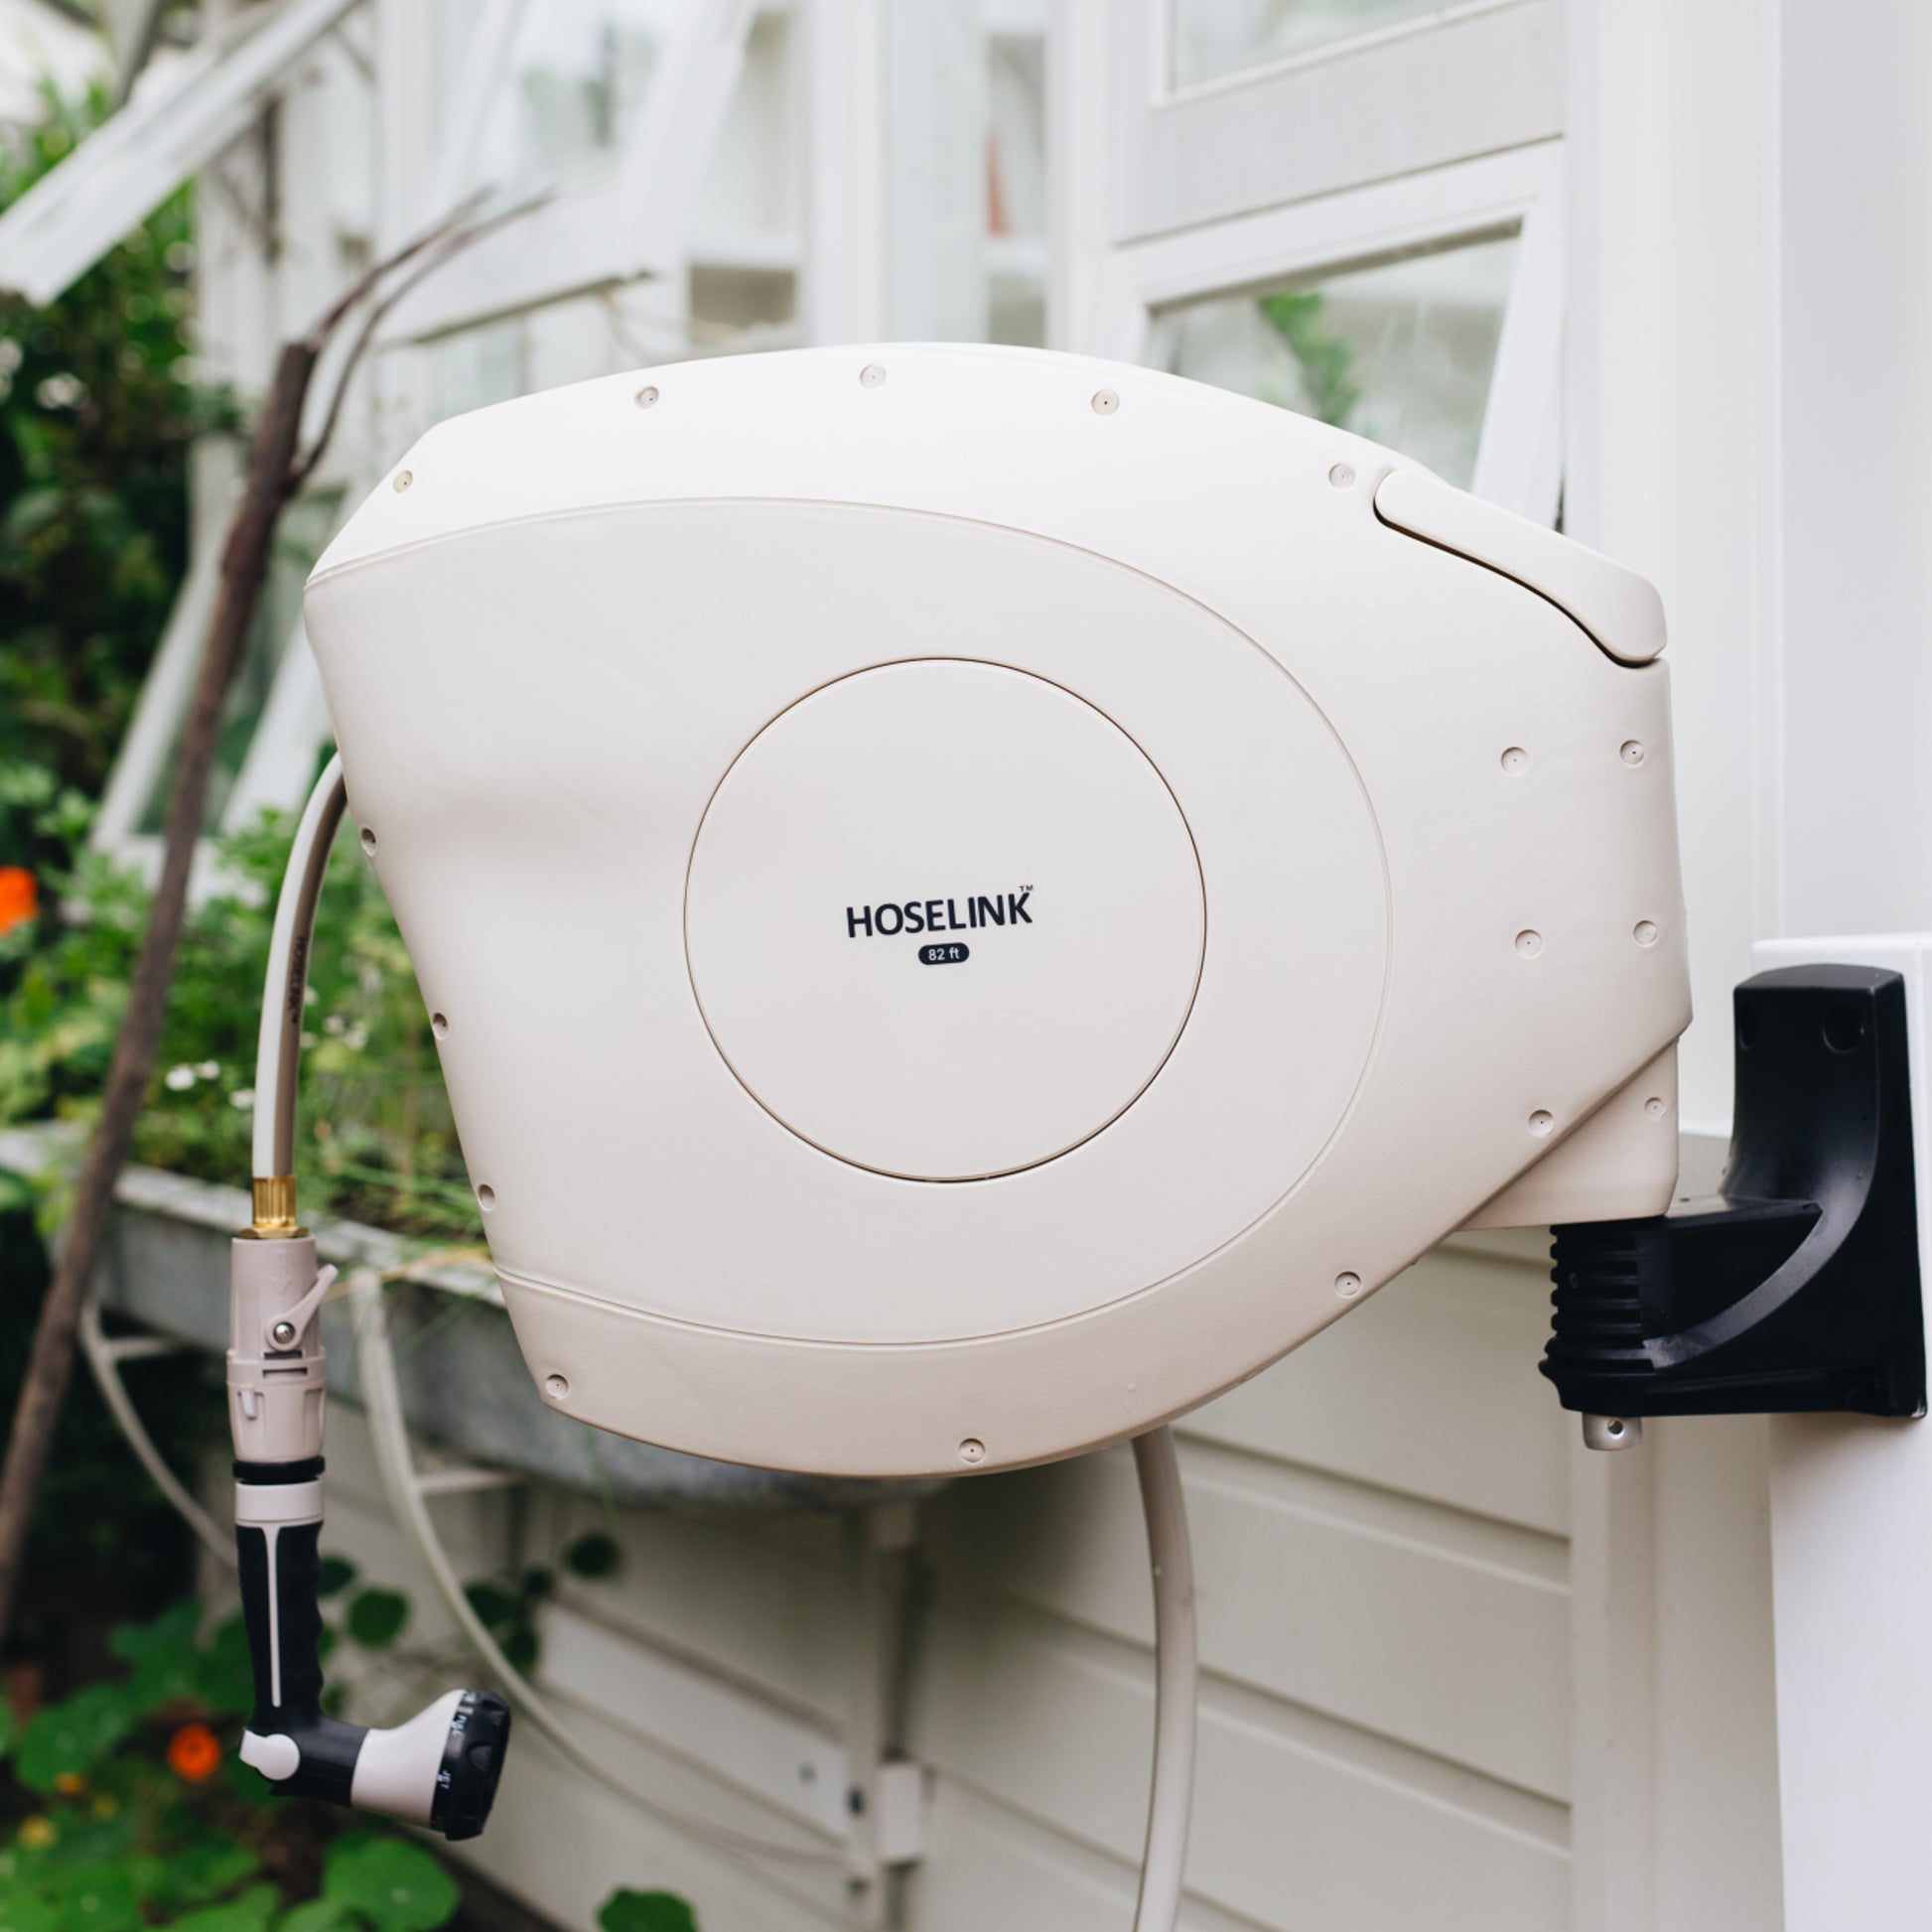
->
left=377, top=0, right=761, bottom=345
left=0, top=0, right=366, bottom=306
left=89, top=0, right=775, bottom=879
left=1096, top=140, right=1566, bottom=522
left=1107, top=0, right=1560, bottom=242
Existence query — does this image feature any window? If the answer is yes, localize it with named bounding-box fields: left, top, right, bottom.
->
left=1148, top=229, right=1519, bottom=490
left=988, top=17, right=1049, bottom=345
left=0, top=0, right=362, bottom=307
left=882, top=0, right=1048, bottom=345
left=1079, top=1, right=1564, bottom=522
left=49, top=0, right=774, bottom=874
left=1167, top=0, right=1480, bottom=90
left=442, top=0, right=681, bottom=204
left=387, top=0, right=759, bottom=345
left=1107, top=0, right=1558, bottom=241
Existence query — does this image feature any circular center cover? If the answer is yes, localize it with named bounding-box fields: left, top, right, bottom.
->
left=685, top=660, right=1206, bottom=1179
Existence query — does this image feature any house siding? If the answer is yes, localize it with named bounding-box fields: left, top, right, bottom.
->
left=305, top=1230, right=1574, bottom=1931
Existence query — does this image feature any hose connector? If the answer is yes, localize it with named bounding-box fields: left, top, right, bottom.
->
left=251, top=1173, right=300, bottom=1238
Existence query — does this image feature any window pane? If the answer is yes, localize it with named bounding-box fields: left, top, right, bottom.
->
left=692, top=9, right=797, bottom=247
left=1170, top=0, right=1457, bottom=90
left=456, top=0, right=688, bottom=202
left=987, top=27, right=1048, bottom=346
left=428, top=316, right=528, bottom=422
left=884, top=3, right=1048, bottom=346
left=686, top=7, right=799, bottom=350
left=428, top=7, right=801, bottom=410
left=1146, top=231, right=1517, bottom=488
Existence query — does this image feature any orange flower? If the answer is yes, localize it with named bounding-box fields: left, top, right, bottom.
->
left=52, top=1771, right=84, bottom=1797
left=0, top=867, right=35, bottom=937
left=166, top=1723, right=221, bottom=1783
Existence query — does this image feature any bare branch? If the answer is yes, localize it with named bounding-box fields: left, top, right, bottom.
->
left=288, top=187, right=554, bottom=494
left=300, top=188, right=490, bottom=353
left=0, top=184, right=536, bottom=1642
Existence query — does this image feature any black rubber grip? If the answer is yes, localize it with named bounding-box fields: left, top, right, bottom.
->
left=234, top=1456, right=326, bottom=1483
left=235, top=1520, right=365, bottom=1805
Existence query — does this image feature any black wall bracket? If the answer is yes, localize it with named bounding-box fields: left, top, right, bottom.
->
left=1540, top=964, right=1926, bottom=1439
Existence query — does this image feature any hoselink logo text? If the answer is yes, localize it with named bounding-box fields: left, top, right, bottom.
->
left=846, top=893, right=1033, bottom=938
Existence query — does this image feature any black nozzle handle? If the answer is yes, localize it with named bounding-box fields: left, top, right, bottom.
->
left=234, top=1471, right=509, bottom=1837
left=235, top=1472, right=368, bottom=1804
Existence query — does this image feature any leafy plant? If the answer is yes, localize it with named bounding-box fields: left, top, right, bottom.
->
left=300, top=1835, right=460, bottom=1932
left=600, top=1892, right=700, bottom=1932
left=0, top=79, right=237, bottom=867
left=461, top=1571, right=550, bottom=1677
left=1259, top=288, right=1360, bottom=431
left=562, top=1532, right=621, bottom=1584
left=343, top=1590, right=410, bottom=1654
left=0, top=75, right=695, bottom=1932
left=0, top=776, right=481, bottom=1244
left=0, top=1600, right=462, bottom=1931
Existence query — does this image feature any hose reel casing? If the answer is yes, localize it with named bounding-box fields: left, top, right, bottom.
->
left=303, top=343, right=1690, bottom=1479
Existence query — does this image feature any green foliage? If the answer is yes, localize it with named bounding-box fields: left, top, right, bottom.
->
left=1259, top=288, right=1360, bottom=431
left=463, top=1566, right=553, bottom=1674
left=343, top=1589, right=409, bottom=1653
left=0, top=79, right=466, bottom=1249
left=563, top=1531, right=622, bottom=1582
left=0, top=784, right=482, bottom=1243
left=0, top=1603, right=463, bottom=1932
left=0, top=1523, right=683, bottom=1926
left=278, top=1903, right=359, bottom=1932
left=109, top=1601, right=210, bottom=1712
left=0, top=79, right=236, bottom=860
left=317, top=1836, right=459, bottom=1932
left=316, top=1557, right=357, bottom=1601
left=15, top=1682, right=137, bottom=1793
left=169, top=1884, right=284, bottom=1931
left=0, top=73, right=703, bottom=1932
left=599, top=1889, right=701, bottom=1932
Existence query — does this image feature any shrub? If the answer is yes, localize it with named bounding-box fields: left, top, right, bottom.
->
left=0, top=775, right=479, bottom=1245
left=0, top=1599, right=461, bottom=1931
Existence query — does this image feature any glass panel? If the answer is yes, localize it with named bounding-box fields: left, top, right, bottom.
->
left=687, top=8, right=799, bottom=350
left=692, top=9, right=796, bottom=246
left=883, top=4, right=1049, bottom=346
left=427, top=317, right=528, bottom=422
left=1146, top=231, right=1517, bottom=488
left=425, top=3, right=803, bottom=386
left=1169, top=0, right=1456, bottom=90
left=456, top=0, right=689, bottom=203
left=986, top=26, right=1047, bottom=346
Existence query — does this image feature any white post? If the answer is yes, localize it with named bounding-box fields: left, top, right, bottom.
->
left=1563, top=2, right=1788, bottom=1926
left=1756, top=937, right=1932, bottom=1932
left=1755, top=9, right=1932, bottom=1919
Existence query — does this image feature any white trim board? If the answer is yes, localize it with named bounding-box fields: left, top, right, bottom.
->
left=0, top=0, right=365, bottom=306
